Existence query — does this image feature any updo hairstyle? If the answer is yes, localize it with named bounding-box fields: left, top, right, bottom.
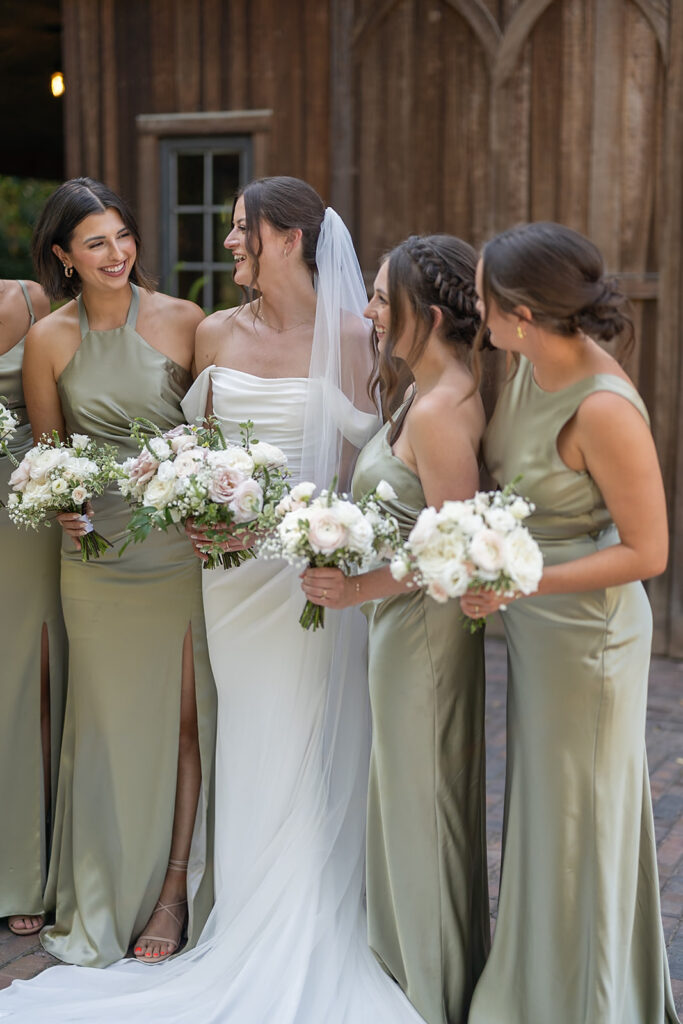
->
left=474, top=222, right=633, bottom=355
left=235, top=176, right=326, bottom=291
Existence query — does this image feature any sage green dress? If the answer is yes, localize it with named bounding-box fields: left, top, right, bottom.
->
left=0, top=281, right=66, bottom=919
left=41, top=284, right=216, bottom=967
left=469, top=356, right=679, bottom=1024
left=352, top=406, right=490, bottom=1024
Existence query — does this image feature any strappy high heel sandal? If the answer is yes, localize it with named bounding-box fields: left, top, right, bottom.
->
left=134, top=858, right=188, bottom=964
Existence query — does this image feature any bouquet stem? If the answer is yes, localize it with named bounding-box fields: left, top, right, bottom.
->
left=201, top=546, right=256, bottom=571
left=79, top=530, right=113, bottom=562
left=299, top=599, right=325, bottom=631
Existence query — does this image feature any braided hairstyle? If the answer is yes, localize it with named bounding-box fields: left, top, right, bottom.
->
left=375, top=234, right=485, bottom=413
left=474, top=221, right=633, bottom=356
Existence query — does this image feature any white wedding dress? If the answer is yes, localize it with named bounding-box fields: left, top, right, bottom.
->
left=0, top=365, right=425, bottom=1023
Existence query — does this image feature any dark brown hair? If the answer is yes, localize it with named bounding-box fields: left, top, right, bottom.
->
left=473, top=221, right=634, bottom=364
left=373, top=234, right=484, bottom=412
left=32, top=177, right=156, bottom=301
left=233, top=176, right=326, bottom=293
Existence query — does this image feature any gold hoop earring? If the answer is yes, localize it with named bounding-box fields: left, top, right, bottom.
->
left=63, top=264, right=74, bottom=279
left=516, top=323, right=525, bottom=340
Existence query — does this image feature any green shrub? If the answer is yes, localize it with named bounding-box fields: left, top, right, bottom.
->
left=0, top=175, right=59, bottom=280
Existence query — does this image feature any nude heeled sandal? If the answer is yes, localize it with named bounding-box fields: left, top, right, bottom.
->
left=134, top=858, right=188, bottom=964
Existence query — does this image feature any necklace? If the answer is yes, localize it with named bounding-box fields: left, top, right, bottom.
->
left=256, top=312, right=315, bottom=334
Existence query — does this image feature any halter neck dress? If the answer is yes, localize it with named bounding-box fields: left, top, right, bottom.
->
left=40, top=284, right=216, bottom=968
left=468, top=356, right=679, bottom=1024
left=0, top=281, right=66, bottom=920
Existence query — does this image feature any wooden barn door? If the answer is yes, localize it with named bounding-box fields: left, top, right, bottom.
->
left=336, top=0, right=682, bottom=655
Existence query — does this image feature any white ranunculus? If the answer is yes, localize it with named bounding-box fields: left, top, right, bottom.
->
left=229, top=479, right=263, bottom=522
left=439, top=500, right=468, bottom=523
left=459, top=512, right=485, bottom=536
left=28, top=448, right=63, bottom=480
left=70, top=433, right=91, bottom=451
left=472, top=492, right=491, bottom=515
left=407, top=506, right=439, bottom=555
left=51, top=478, right=69, bottom=494
left=168, top=431, right=198, bottom=455
left=143, top=475, right=177, bottom=510
left=503, top=527, right=544, bottom=594
left=209, top=446, right=254, bottom=477
left=156, top=459, right=177, bottom=483
left=63, top=456, right=99, bottom=479
left=390, top=552, right=411, bottom=581
left=148, top=437, right=172, bottom=460
left=71, top=486, right=88, bottom=505
left=508, top=497, right=532, bottom=520
left=307, top=506, right=349, bottom=555
left=484, top=507, right=516, bottom=533
left=290, top=481, right=316, bottom=503
left=375, top=479, right=397, bottom=502
left=250, top=441, right=287, bottom=468
left=347, top=515, right=374, bottom=554
left=174, top=449, right=206, bottom=478
left=468, top=528, right=506, bottom=574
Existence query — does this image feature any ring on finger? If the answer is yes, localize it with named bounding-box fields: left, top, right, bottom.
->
left=322, top=589, right=328, bottom=598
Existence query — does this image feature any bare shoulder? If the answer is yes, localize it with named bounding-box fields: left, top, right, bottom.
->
left=24, top=280, right=51, bottom=320
left=26, top=301, right=78, bottom=348
left=148, top=291, right=205, bottom=332
left=195, top=305, right=245, bottom=369
left=577, top=386, right=649, bottom=436
left=411, top=374, right=485, bottom=442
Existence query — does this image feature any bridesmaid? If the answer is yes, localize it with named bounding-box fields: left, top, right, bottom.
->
left=461, top=222, right=678, bottom=1023
left=0, top=279, right=66, bottom=936
left=302, top=235, right=491, bottom=1024
left=25, top=178, right=216, bottom=967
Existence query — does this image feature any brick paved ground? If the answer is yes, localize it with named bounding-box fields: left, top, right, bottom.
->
left=1, top=635, right=682, bottom=1017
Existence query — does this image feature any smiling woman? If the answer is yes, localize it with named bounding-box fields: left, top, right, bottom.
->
left=17, top=177, right=217, bottom=969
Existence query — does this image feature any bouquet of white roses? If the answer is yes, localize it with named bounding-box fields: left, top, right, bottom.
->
left=390, top=482, right=543, bottom=628
left=0, top=398, right=19, bottom=464
left=7, top=431, right=119, bottom=560
left=118, top=418, right=291, bottom=569
left=259, top=478, right=402, bottom=630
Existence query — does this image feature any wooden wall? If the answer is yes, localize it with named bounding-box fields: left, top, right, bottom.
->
left=62, top=0, right=683, bottom=655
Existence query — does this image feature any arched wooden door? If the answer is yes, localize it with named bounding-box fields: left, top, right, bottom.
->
left=332, top=0, right=682, bottom=654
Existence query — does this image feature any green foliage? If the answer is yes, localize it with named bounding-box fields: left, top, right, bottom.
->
left=0, top=175, right=59, bottom=280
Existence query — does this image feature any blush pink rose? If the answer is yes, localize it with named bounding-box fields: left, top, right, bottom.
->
left=307, top=507, right=349, bottom=556
left=229, top=479, right=263, bottom=522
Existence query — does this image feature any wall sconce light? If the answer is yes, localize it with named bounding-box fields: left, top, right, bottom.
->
left=51, top=72, right=65, bottom=98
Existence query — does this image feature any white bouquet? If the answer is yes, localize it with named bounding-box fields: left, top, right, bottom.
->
left=118, top=418, right=290, bottom=569
left=390, top=482, right=543, bottom=627
left=7, top=431, right=119, bottom=560
left=260, top=478, right=402, bottom=630
left=0, top=398, right=19, bottom=463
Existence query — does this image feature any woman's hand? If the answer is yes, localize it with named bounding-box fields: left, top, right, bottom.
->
left=301, top=567, right=356, bottom=610
left=185, top=518, right=257, bottom=561
left=460, top=587, right=521, bottom=620
left=56, top=502, right=93, bottom=549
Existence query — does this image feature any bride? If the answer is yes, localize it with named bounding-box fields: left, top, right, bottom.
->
left=0, top=177, right=425, bottom=1022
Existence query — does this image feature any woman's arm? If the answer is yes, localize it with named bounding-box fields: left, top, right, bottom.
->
left=461, top=391, right=668, bottom=619
left=303, top=388, right=483, bottom=608
left=23, top=318, right=66, bottom=442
